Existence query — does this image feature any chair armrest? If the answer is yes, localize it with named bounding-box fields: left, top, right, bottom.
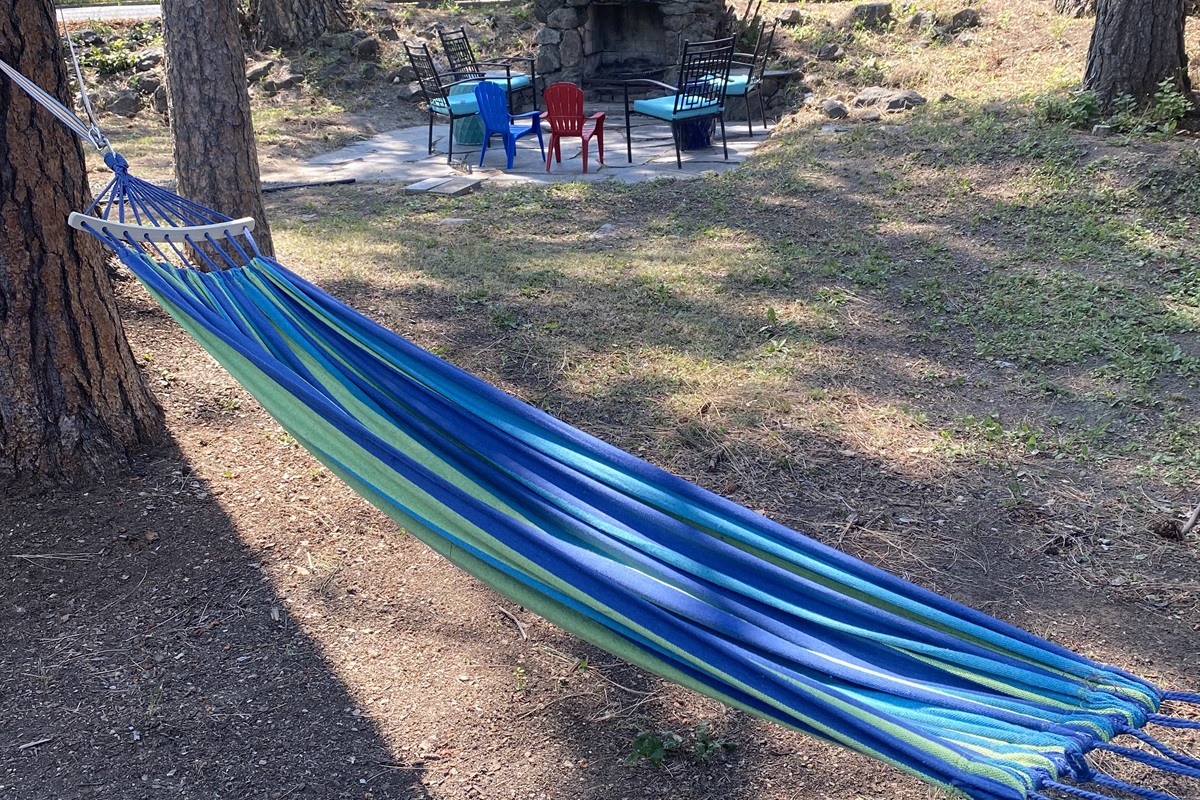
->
left=480, top=56, right=534, bottom=70
left=622, top=78, right=679, bottom=93
left=511, top=110, right=542, bottom=121
left=443, top=73, right=486, bottom=89
left=588, top=111, right=606, bottom=122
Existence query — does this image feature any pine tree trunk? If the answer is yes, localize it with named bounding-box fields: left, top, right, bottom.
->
left=246, top=0, right=350, bottom=50
left=0, top=0, right=164, bottom=491
left=162, top=0, right=274, bottom=258
left=1083, top=0, right=1191, bottom=110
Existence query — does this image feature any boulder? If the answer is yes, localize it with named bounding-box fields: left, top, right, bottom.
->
left=776, top=8, right=803, bottom=24
left=104, top=88, right=141, bottom=117
left=908, top=10, right=936, bottom=29
left=851, top=2, right=893, bottom=30
left=948, top=8, right=982, bottom=31
left=246, top=60, right=276, bottom=84
left=817, top=43, right=846, bottom=61
left=134, top=49, right=163, bottom=72
left=822, top=99, right=849, bottom=118
left=853, top=86, right=926, bottom=110
left=354, top=36, right=381, bottom=61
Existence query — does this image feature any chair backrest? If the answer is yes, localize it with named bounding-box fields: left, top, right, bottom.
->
left=405, top=42, right=449, bottom=101
left=750, top=20, right=778, bottom=83
left=674, top=36, right=736, bottom=115
left=542, top=82, right=586, bottom=135
left=474, top=80, right=510, bottom=129
left=439, top=27, right=480, bottom=75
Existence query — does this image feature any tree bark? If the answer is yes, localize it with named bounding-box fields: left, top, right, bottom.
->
left=162, top=0, right=274, bottom=258
left=1083, top=0, right=1191, bottom=109
left=0, top=0, right=164, bottom=491
left=243, top=0, right=351, bottom=50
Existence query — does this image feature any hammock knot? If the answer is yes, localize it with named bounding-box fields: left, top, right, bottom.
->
left=104, top=150, right=129, bottom=175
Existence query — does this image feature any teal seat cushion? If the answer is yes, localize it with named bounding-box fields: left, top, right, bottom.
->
left=725, top=75, right=754, bottom=96
left=480, top=72, right=532, bottom=91
left=632, top=95, right=723, bottom=121
left=430, top=93, right=479, bottom=116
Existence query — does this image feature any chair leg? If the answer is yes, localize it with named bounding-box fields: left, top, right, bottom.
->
left=427, top=113, right=435, bottom=155
left=504, top=136, right=516, bottom=170
left=535, top=126, right=545, bottom=163
left=448, top=116, right=455, bottom=165
left=546, top=133, right=555, bottom=172
left=479, top=132, right=489, bottom=168
left=581, top=136, right=588, bottom=174
left=671, top=121, right=681, bottom=169
left=758, top=92, right=768, bottom=129
left=745, top=94, right=755, bottom=138
left=597, top=128, right=604, bottom=165
left=718, top=116, right=728, bottom=160
left=624, top=84, right=633, bottom=164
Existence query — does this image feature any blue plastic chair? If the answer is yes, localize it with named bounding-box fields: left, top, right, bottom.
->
left=475, top=80, right=545, bottom=170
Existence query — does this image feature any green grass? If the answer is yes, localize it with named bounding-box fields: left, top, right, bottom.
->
left=264, top=92, right=1200, bottom=489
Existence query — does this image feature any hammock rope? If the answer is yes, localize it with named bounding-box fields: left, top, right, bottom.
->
left=3, top=57, right=1197, bottom=800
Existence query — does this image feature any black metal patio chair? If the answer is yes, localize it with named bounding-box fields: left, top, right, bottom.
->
left=622, top=36, right=737, bottom=169
left=438, top=27, right=539, bottom=114
left=404, top=41, right=486, bottom=165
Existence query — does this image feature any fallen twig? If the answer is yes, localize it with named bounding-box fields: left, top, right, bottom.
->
left=1180, top=500, right=1200, bottom=538
left=496, top=605, right=528, bottom=639
left=18, top=736, right=54, bottom=751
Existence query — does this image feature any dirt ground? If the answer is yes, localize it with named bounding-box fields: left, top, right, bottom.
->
left=4, top=4, right=1200, bottom=800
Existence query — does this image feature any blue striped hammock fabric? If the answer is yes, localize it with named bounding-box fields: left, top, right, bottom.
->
left=61, top=159, right=1198, bottom=800
left=2, top=50, right=1192, bottom=798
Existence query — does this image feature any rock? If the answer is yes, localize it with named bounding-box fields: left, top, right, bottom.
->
left=588, top=223, right=618, bottom=239
left=858, top=108, right=883, bottom=121
left=152, top=84, right=168, bottom=114
left=546, top=7, right=586, bottom=28
left=822, top=99, right=849, bottom=119
left=536, top=46, right=561, bottom=74
left=134, top=49, right=163, bottom=72
left=938, top=92, right=956, bottom=102
left=908, top=10, right=936, bottom=29
left=817, top=43, right=845, bottom=61
left=535, top=26, right=563, bottom=45
left=851, top=3, right=893, bottom=30
left=776, top=8, right=803, bottom=24
left=354, top=36, right=381, bottom=61
left=398, top=81, right=424, bottom=103
left=387, top=65, right=417, bottom=83
left=246, top=59, right=275, bottom=84
left=1092, top=124, right=1114, bottom=137
left=74, top=28, right=106, bottom=47
left=274, top=72, right=303, bottom=90
left=853, top=87, right=926, bottom=110
left=379, top=27, right=400, bottom=41
left=320, top=32, right=357, bottom=50
left=132, top=74, right=161, bottom=96
left=104, top=88, right=141, bottom=117
left=559, top=30, right=583, bottom=67
left=948, top=8, right=982, bottom=31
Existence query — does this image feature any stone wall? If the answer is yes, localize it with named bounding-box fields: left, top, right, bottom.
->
left=534, top=0, right=732, bottom=88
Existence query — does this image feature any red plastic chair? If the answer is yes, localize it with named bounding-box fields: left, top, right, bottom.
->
left=540, top=83, right=605, bottom=174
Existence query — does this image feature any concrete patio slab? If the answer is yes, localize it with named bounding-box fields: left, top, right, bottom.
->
left=261, top=103, right=773, bottom=190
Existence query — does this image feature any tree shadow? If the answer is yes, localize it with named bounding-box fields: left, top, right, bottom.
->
left=0, top=440, right=429, bottom=798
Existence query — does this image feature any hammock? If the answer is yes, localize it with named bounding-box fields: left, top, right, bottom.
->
left=5, top=58, right=1198, bottom=800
